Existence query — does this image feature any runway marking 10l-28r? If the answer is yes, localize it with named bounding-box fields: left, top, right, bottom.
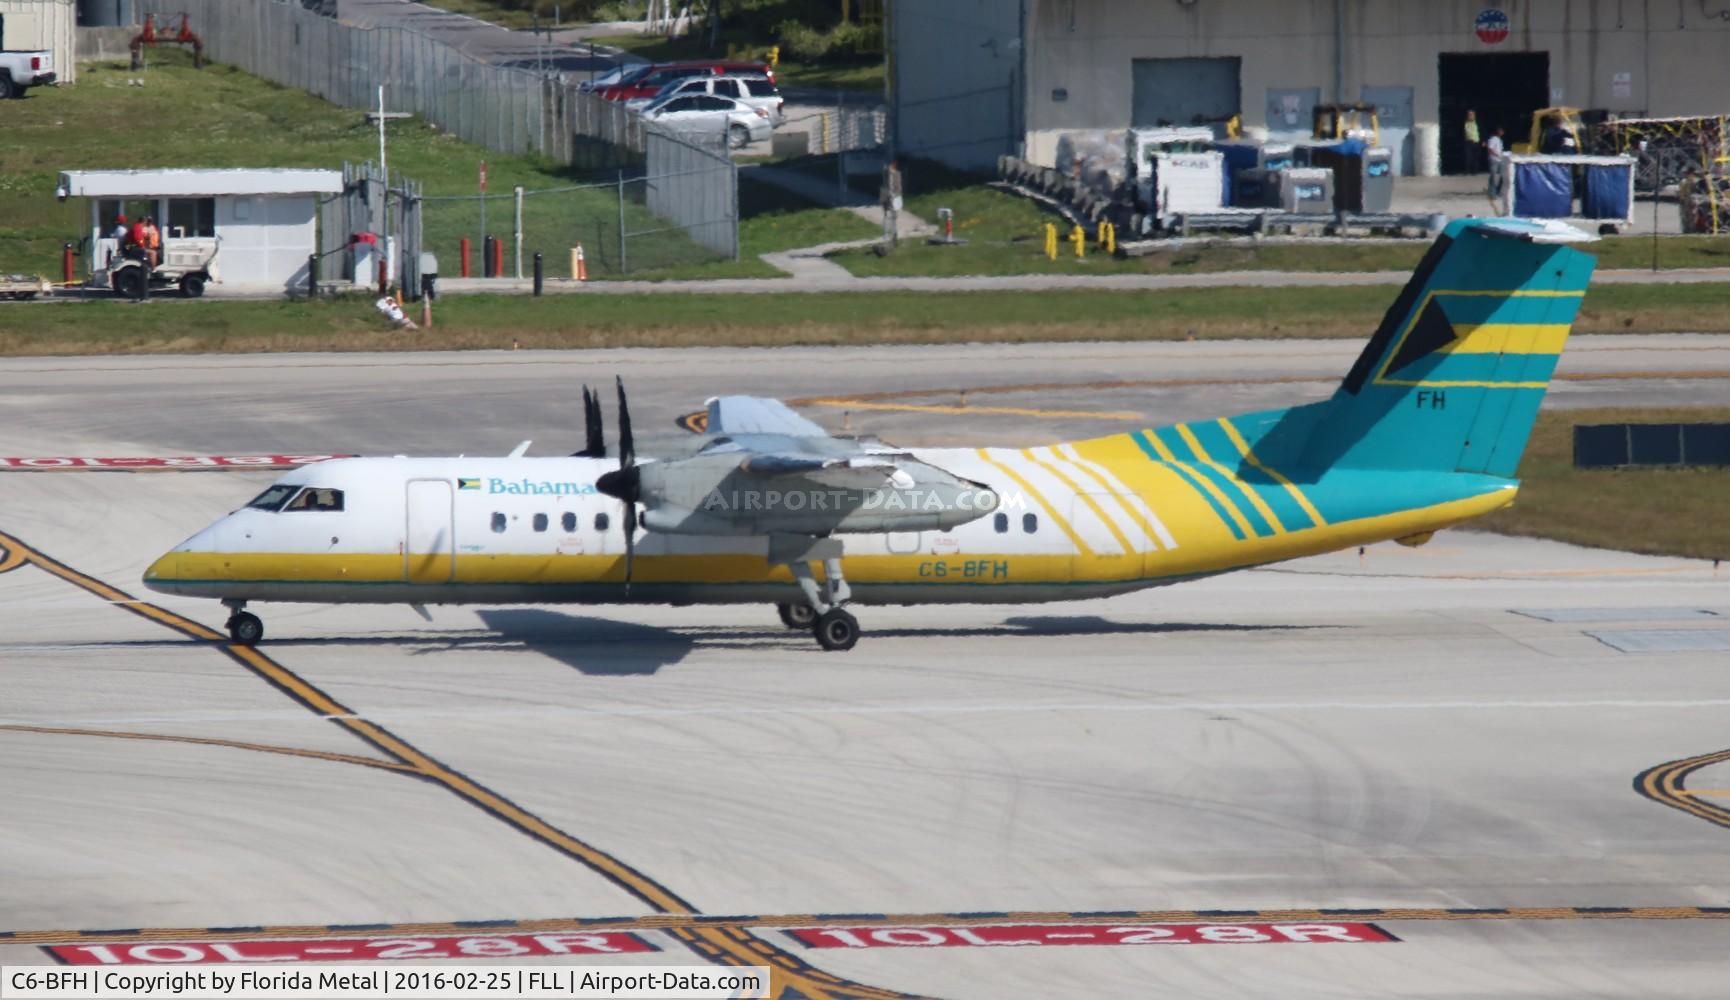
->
left=48, top=932, right=656, bottom=966
left=787, top=923, right=1397, bottom=949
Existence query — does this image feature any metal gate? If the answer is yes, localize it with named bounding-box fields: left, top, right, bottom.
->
left=404, top=479, right=454, bottom=583
left=1132, top=57, right=1241, bottom=129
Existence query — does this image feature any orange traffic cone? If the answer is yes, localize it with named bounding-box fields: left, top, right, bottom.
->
left=576, top=244, right=588, bottom=282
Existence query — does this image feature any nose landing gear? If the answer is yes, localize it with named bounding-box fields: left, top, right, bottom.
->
left=222, top=599, right=263, bottom=646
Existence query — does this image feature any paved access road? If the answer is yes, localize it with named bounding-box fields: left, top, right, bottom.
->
left=2, top=338, right=1728, bottom=996
left=1, top=335, right=1726, bottom=457
left=2, top=469, right=1727, bottom=998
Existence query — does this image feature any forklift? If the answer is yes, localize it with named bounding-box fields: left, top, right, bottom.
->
left=1312, top=102, right=1381, bottom=146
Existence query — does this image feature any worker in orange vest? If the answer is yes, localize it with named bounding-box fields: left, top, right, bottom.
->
left=142, top=216, right=162, bottom=269
left=128, top=216, right=151, bottom=264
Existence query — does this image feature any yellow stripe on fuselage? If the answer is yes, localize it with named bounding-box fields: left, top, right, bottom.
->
left=1174, top=424, right=1287, bottom=534
left=974, top=448, right=1095, bottom=558
left=1215, top=419, right=1328, bottom=528
left=153, top=489, right=1521, bottom=593
left=1055, top=443, right=1169, bottom=551
left=1020, top=447, right=1137, bottom=555
left=1139, top=430, right=1257, bottom=538
left=1068, top=435, right=1240, bottom=549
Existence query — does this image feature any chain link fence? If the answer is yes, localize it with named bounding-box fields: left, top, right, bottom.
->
left=137, top=0, right=737, bottom=274
left=416, top=160, right=737, bottom=281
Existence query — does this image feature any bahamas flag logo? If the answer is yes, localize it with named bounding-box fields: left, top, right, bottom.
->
left=457, top=477, right=481, bottom=491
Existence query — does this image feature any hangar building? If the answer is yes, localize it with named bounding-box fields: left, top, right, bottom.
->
left=891, top=0, right=1730, bottom=176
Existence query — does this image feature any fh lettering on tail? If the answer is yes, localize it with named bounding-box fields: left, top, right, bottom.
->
left=1415, top=390, right=1447, bottom=410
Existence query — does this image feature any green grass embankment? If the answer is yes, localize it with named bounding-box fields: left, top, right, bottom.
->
left=1479, top=408, right=1730, bottom=560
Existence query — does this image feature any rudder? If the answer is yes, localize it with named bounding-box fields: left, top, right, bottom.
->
left=1303, top=218, right=1596, bottom=477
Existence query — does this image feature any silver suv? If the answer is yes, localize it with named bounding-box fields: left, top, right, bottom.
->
left=644, top=74, right=783, bottom=125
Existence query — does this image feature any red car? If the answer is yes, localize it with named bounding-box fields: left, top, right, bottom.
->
left=597, top=61, right=774, bottom=104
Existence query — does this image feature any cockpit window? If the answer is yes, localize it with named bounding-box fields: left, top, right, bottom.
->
left=246, top=485, right=300, bottom=511
left=283, top=487, right=344, bottom=512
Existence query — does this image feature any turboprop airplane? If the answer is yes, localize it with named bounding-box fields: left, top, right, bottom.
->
left=145, top=218, right=1597, bottom=651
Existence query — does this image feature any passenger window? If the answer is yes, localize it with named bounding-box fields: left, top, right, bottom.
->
left=533, top=513, right=548, bottom=533
left=993, top=512, right=1009, bottom=533
left=491, top=512, right=506, bottom=534
left=1023, top=513, right=1038, bottom=533
left=284, top=487, right=344, bottom=512
left=595, top=512, right=610, bottom=532
left=561, top=512, right=577, bottom=533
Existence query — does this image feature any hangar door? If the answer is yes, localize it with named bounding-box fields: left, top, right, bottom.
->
left=1438, top=52, right=1549, bottom=174
left=1132, top=57, right=1241, bottom=129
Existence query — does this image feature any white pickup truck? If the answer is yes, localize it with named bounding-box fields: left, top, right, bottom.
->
left=0, top=48, right=57, bottom=99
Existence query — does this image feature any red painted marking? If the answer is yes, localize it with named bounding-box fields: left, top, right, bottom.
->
left=0, top=455, right=352, bottom=470
left=788, top=923, right=1397, bottom=949
left=46, top=932, right=654, bottom=965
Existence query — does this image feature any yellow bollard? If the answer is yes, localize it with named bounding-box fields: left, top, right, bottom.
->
left=1070, top=224, right=1086, bottom=259
left=1097, top=221, right=1116, bottom=255
left=769, top=45, right=780, bottom=68
left=1043, top=222, right=1057, bottom=261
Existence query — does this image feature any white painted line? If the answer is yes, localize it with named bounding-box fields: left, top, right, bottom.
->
left=8, top=698, right=1730, bottom=730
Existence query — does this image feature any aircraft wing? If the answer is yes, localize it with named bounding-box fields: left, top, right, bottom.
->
left=705, top=395, right=828, bottom=437
left=739, top=452, right=900, bottom=490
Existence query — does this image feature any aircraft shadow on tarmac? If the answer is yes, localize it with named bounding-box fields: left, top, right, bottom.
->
left=89, top=613, right=1335, bottom=676
left=466, top=611, right=1332, bottom=676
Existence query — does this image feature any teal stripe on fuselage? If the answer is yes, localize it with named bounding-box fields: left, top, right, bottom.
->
left=1130, top=430, right=1248, bottom=541
left=1186, top=421, right=1316, bottom=531
left=1153, top=426, right=1276, bottom=537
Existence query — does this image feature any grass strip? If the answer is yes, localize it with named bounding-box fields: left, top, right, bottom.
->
left=1480, top=407, right=1730, bottom=561
left=1, top=283, right=1724, bottom=356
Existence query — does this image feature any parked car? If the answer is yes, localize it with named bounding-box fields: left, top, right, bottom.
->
left=0, top=48, right=56, bottom=99
left=634, top=73, right=784, bottom=124
left=640, top=93, right=772, bottom=149
left=578, top=60, right=652, bottom=93
left=598, top=60, right=774, bottom=104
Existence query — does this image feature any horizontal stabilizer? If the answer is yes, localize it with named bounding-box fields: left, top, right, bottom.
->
left=706, top=396, right=828, bottom=437
left=1457, top=218, right=1598, bottom=244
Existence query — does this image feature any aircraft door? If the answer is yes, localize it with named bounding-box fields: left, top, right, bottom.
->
left=405, top=479, right=455, bottom=583
left=1069, top=493, right=1145, bottom=582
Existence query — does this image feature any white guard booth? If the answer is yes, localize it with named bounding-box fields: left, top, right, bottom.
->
left=58, top=168, right=344, bottom=294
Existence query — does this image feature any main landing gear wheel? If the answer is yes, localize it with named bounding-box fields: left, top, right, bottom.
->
left=813, top=608, right=860, bottom=652
left=777, top=602, right=817, bottom=629
left=226, top=611, right=263, bottom=646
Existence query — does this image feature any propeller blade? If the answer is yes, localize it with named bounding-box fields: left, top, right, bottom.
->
left=588, top=387, right=606, bottom=456
left=622, top=502, right=636, bottom=593
left=615, top=375, right=635, bottom=470
left=573, top=386, right=608, bottom=459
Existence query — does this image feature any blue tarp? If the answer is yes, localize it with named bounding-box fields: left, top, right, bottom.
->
left=1512, top=161, right=1573, bottom=218
left=1214, top=143, right=1260, bottom=205
left=1582, top=163, right=1632, bottom=220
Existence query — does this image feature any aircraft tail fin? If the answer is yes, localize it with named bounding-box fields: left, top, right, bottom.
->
left=1297, top=218, right=1597, bottom=478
